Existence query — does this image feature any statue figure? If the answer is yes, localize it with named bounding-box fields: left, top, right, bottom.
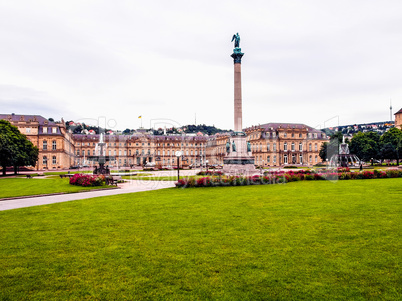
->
left=226, top=140, right=230, bottom=153
left=231, top=33, right=240, bottom=48
left=232, top=141, right=237, bottom=152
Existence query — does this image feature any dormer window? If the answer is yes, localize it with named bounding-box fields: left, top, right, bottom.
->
left=52, top=127, right=57, bottom=134
left=43, top=127, right=47, bottom=133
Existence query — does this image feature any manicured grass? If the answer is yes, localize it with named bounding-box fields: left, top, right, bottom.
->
left=0, top=179, right=401, bottom=300
left=0, top=178, right=109, bottom=198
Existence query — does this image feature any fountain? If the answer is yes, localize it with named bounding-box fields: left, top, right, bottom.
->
left=329, top=136, right=360, bottom=167
left=88, top=133, right=115, bottom=175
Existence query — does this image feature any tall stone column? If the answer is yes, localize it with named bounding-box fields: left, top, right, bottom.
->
left=222, top=35, right=256, bottom=175
left=232, top=50, right=244, bottom=132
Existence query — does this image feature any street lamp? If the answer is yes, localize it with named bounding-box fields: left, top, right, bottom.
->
left=175, top=150, right=183, bottom=181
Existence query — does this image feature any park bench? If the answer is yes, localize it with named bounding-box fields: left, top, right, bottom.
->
left=59, top=174, right=74, bottom=179
left=106, top=176, right=122, bottom=186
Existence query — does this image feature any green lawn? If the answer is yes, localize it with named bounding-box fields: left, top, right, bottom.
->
left=0, top=179, right=401, bottom=300
left=0, top=178, right=110, bottom=199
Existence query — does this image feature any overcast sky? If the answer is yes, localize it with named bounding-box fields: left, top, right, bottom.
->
left=1, top=0, right=401, bottom=131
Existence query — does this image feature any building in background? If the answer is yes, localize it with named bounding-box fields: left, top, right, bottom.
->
left=2, top=114, right=329, bottom=170
left=0, top=114, right=75, bottom=170
left=395, top=108, right=402, bottom=129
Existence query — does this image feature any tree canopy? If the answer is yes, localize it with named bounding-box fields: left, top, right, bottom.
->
left=0, top=120, right=39, bottom=175
left=349, top=132, right=381, bottom=162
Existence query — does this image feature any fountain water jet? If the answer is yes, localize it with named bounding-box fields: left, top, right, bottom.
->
left=88, top=133, right=115, bottom=175
left=329, top=136, right=360, bottom=167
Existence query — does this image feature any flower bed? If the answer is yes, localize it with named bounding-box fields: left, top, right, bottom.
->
left=196, top=170, right=224, bottom=176
left=176, top=168, right=402, bottom=188
left=69, top=174, right=105, bottom=187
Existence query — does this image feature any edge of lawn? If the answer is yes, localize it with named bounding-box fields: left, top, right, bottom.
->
left=0, top=186, right=120, bottom=201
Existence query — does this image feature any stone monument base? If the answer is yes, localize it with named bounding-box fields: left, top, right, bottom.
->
left=222, top=132, right=256, bottom=175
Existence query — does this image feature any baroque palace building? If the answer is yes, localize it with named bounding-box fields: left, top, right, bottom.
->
left=207, top=123, right=328, bottom=167
left=0, top=114, right=75, bottom=170
left=2, top=114, right=328, bottom=170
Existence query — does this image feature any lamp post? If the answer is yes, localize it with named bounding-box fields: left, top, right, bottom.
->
left=175, top=151, right=183, bottom=181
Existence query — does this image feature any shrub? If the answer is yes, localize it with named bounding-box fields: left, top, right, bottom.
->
left=305, top=174, right=314, bottom=181
left=69, top=174, right=105, bottom=187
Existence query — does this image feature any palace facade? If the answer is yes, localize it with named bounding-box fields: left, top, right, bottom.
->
left=206, top=123, right=328, bottom=167
left=0, top=114, right=75, bottom=170
left=1, top=114, right=329, bottom=170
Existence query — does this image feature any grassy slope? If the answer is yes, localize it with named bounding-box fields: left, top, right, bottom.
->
left=0, top=179, right=401, bottom=300
left=0, top=178, right=109, bottom=198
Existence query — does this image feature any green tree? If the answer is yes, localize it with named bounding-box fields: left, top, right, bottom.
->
left=319, top=132, right=343, bottom=161
left=380, top=127, right=402, bottom=165
left=0, top=120, right=39, bottom=175
left=349, top=132, right=381, bottom=162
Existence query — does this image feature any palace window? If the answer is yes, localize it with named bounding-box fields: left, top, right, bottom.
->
left=284, top=154, right=288, bottom=164
left=267, top=143, right=270, bottom=151
left=93, top=150, right=95, bottom=156
left=272, top=132, right=276, bottom=138
left=309, top=143, right=312, bottom=151
left=299, top=154, right=303, bottom=164
left=309, top=155, right=312, bottom=163
left=314, top=133, right=317, bottom=138
left=273, top=143, right=277, bottom=151
left=284, top=142, right=287, bottom=151
left=43, top=127, right=47, bottom=133
left=77, top=150, right=80, bottom=156
left=52, top=140, right=57, bottom=150
left=308, top=133, right=312, bottom=138
left=292, top=133, right=294, bottom=138
left=52, top=127, right=57, bottom=134
left=136, top=150, right=139, bottom=155
left=119, top=150, right=122, bottom=155
left=26, top=128, right=31, bottom=133
left=124, top=150, right=127, bottom=156
left=291, top=142, right=295, bottom=151
left=109, top=150, right=111, bottom=156
left=283, top=133, right=287, bottom=138
left=315, top=155, right=318, bottom=162
left=273, top=155, right=277, bottom=163
left=141, top=150, right=144, bottom=155
left=315, top=144, right=318, bottom=151
left=299, top=133, right=302, bottom=138
left=129, top=150, right=131, bottom=156
left=43, top=156, right=47, bottom=165
left=267, top=156, right=270, bottom=163
left=299, top=143, right=303, bottom=151
left=43, top=140, right=47, bottom=150
left=87, top=150, right=90, bottom=156
left=52, top=156, right=56, bottom=165
left=147, top=149, right=150, bottom=155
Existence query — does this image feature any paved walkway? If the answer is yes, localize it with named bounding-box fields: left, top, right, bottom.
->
left=0, top=180, right=176, bottom=211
